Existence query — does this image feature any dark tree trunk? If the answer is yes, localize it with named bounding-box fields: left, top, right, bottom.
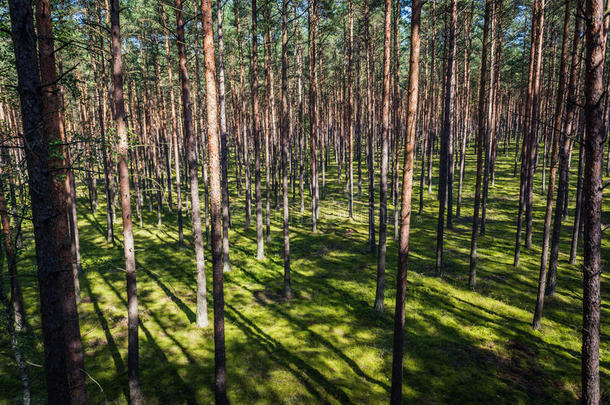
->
left=36, top=0, right=89, bottom=402
left=435, top=0, right=457, bottom=276
left=547, top=0, right=582, bottom=296
left=309, top=0, right=319, bottom=232
left=581, top=0, right=604, bottom=399
left=7, top=2, right=72, bottom=399
left=365, top=0, right=376, bottom=254
left=469, top=0, right=491, bottom=287
left=217, top=0, right=231, bottom=273
left=532, top=0, right=572, bottom=329
left=374, top=0, right=392, bottom=313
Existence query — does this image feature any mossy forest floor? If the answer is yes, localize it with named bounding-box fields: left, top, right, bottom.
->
left=1, top=149, right=608, bottom=404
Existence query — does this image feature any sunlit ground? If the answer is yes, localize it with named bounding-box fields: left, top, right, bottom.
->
left=1, top=145, right=608, bottom=404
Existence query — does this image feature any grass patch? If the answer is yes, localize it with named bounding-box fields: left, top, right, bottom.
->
left=1, top=148, right=608, bottom=404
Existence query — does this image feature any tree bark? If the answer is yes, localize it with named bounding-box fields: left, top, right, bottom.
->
left=36, top=0, right=88, bottom=402
left=581, top=0, right=605, bottom=398
left=252, top=0, right=265, bottom=259
left=390, top=0, right=421, bottom=399
left=435, top=0, right=457, bottom=276
left=200, top=0, right=228, bottom=401
left=374, top=0, right=392, bottom=313
left=281, top=0, right=292, bottom=299
left=110, top=0, right=142, bottom=401
left=532, top=0, right=572, bottom=329
left=217, top=0, right=231, bottom=273
left=469, top=0, right=491, bottom=287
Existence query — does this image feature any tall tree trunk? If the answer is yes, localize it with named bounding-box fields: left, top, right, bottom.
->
left=234, top=0, right=251, bottom=227
left=200, top=0, right=228, bottom=401
left=435, top=0, right=457, bottom=276
left=581, top=0, right=605, bottom=398
left=347, top=0, right=354, bottom=219
left=35, top=1, right=89, bottom=402
left=390, top=0, right=421, bottom=399
left=365, top=0, right=376, bottom=253
left=374, top=0, right=392, bottom=313
left=7, top=2, right=72, bottom=399
left=176, top=0, right=209, bottom=329
left=281, top=0, right=292, bottom=299
left=217, top=0, right=231, bottom=273
left=252, top=0, right=265, bottom=259
left=309, top=0, right=319, bottom=232
left=469, top=0, right=491, bottom=287
left=110, top=0, right=142, bottom=401
left=162, top=4, right=185, bottom=247
left=532, top=0, right=572, bottom=329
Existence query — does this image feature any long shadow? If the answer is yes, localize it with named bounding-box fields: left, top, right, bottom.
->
left=226, top=301, right=352, bottom=404
left=85, top=211, right=197, bottom=323
left=81, top=273, right=129, bottom=402
left=97, top=266, right=199, bottom=404
left=237, top=278, right=391, bottom=392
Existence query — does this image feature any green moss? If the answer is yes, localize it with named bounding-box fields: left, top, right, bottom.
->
left=0, top=149, right=608, bottom=404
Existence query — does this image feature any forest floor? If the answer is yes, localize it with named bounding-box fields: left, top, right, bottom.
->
left=1, top=149, right=609, bottom=404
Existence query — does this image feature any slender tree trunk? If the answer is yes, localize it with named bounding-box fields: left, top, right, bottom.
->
left=0, top=166, right=27, bottom=331
left=374, top=0, right=392, bottom=313
left=281, top=0, right=292, bottom=299
left=390, top=0, right=421, bottom=399
left=200, top=0, right=228, bottom=400
left=175, top=0, right=209, bottom=330
left=347, top=0, right=354, bottom=219
left=532, top=0, right=572, bottom=329
left=234, top=0, right=251, bottom=227
left=309, top=0, right=319, bottom=232
left=110, top=0, right=142, bottom=401
left=435, top=0, right=457, bottom=276
left=457, top=1, right=474, bottom=218
left=217, top=0, right=231, bottom=272
left=162, top=4, right=185, bottom=247
left=469, top=0, right=491, bottom=287
left=570, top=139, right=584, bottom=264
left=252, top=0, right=264, bottom=259
left=365, top=0, right=376, bottom=253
